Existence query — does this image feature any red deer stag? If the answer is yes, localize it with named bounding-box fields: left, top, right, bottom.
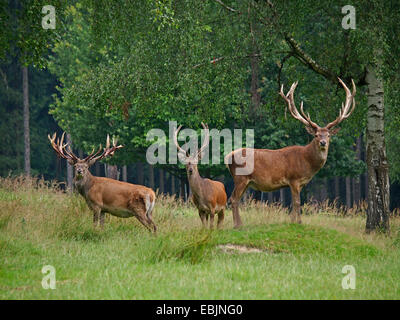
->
left=173, top=123, right=227, bottom=229
left=225, top=78, right=356, bottom=227
left=48, top=132, right=157, bottom=232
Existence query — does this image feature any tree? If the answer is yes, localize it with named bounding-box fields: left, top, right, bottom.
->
left=22, top=65, right=30, bottom=175
left=0, top=0, right=67, bottom=177
left=231, top=0, right=396, bottom=232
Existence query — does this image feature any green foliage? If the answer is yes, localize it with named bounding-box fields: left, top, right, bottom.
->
left=3, top=0, right=399, bottom=185
left=0, top=0, right=67, bottom=67
left=47, top=0, right=370, bottom=181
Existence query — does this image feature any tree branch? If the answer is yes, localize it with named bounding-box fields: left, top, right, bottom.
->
left=213, top=0, right=240, bottom=13
left=261, top=0, right=338, bottom=84
left=284, top=36, right=338, bottom=83
left=192, top=53, right=261, bottom=69
left=213, top=0, right=339, bottom=84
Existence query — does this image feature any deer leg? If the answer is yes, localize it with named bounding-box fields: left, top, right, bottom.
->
left=289, top=183, right=302, bottom=224
left=92, top=206, right=101, bottom=228
left=145, top=216, right=157, bottom=233
left=145, top=206, right=157, bottom=233
left=217, top=209, right=224, bottom=229
left=209, top=210, right=215, bottom=230
left=135, top=213, right=153, bottom=232
left=230, top=180, right=249, bottom=229
left=199, top=210, right=207, bottom=228
left=99, top=211, right=106, bottom=228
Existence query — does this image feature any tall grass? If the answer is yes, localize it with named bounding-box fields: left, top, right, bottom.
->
left=1, top=176, right=399, bottom=299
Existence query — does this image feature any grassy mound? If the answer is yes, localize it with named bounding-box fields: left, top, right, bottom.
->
left=0, top=176, right=399, bottom=299
left=148, top=223, right=381, bottom=264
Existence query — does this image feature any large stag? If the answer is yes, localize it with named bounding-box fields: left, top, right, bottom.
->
left=48, top=133, right=157, bottom=232
left=225, top=78, right=356, bottom=227
left=173, top=123, right=227, bottom=229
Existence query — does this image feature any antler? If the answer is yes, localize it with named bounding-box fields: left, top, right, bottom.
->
left=173, top=124, right=188, bottom=157
left=197, top=122, right=210, bottom=159
left=279, top=81, right=319, bottom=130
left=173, top=123, right=210, bottom=160
left=326, top=78, right=356, bottom=129
left=48, top=132, right=79, bottom=164
left=87, top=135, right=124, bottom=164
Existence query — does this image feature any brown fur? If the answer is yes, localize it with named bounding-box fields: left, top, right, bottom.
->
left=225, top=136, right=329, bottom=227
left=48, top=133, right=157, bottom=232
left=75, top=168, right=157, bottom=232
left=225, top=79, right=356, bottom=228
left=187, top=164, right=228, bottom=229
left=173, top=123, right=227, bottom=229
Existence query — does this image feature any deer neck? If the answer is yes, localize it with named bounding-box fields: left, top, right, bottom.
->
left=305, top=139, right=329, bottom=171
left=74, top=171, right=94, bottom=196
left=187, top=167, right=204, bottom=198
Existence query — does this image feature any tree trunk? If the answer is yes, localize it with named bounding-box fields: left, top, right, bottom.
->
left=352, top=136, right=362, bottom=205
left=148, top=164, right=155, bottom=190
left=159, top=168, right=164, bottom=194
left=365, top=65, right=390, bottom=233
left=249, top=24, right=260, bottom=115
left=95, top=161, right=101, bottom=177
left=171, top=173, right=175, bottom=196
left=137, top=162, right=144, bottom=185
left=122, top=165, right=127, bottom=182
left=345, top=176, right=352, bottom=208
left=179, top=177, right=185, bottom=200
left=320, top=178, right=328, bottom=201
left=106, top=164, right=118, bottom=180
left=66, top=133, right=74, bottom=192
left=22, top=66, right=30, bottom=176
left=280, top=188, right=285, bottom=206
left=364, top=173, right=368, bottom=201
left=267, top=192, right=273, bottom=204
left=334, top=176, right=340, bottom=202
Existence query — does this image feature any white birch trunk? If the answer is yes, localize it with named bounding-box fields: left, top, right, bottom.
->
left=365, top=65, right=390, bottom=232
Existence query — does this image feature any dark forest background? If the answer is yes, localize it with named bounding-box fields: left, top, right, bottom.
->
left=1, top=0, right=400, bottom=215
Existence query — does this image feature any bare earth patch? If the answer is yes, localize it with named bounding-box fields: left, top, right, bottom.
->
left=217, top=244, right=265, bottom=254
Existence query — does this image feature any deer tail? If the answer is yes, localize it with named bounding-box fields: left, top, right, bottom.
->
left=145, top=193, right=156, bottom=220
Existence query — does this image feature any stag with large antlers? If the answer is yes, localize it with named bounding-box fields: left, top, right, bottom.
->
left=173, top=123, right=227, bottom=229
left=48, top=133, right=157, bottom=232
left=225, top=78, right=356, bottom=227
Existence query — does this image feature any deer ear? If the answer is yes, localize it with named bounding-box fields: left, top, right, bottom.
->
left=329, top=127, right=341, bottom=135
left=305, top=126, right=317, bottom=135
left=67, top=159, right=76, bottom=165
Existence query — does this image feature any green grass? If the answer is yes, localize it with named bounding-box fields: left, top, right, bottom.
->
left=0, top=176, right=399, bottom=299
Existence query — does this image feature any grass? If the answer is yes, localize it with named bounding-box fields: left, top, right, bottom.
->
left=0, top=176, right=399, bottom=299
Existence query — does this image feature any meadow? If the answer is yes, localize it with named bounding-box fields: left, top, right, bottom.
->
left=0, top=176, right=399, bottom=300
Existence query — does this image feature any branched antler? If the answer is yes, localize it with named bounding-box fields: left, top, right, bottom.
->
left=173, top=123, right=210, bottom=160
left=48, top=133, right=123, bottom=165
left=279, top=82, right=319, bottom=129
left=326, top=78, right=356, bottom=129
left=48, top=132, right=79, bottom=164
left=87, top=135, right=124, bottom=164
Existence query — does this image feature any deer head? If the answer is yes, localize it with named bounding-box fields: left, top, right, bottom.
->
left=173, top=123, right=210, bottom=177
left=279, top=78, right=356, bottom=152
left=48, top=132, right=123, bottom=181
